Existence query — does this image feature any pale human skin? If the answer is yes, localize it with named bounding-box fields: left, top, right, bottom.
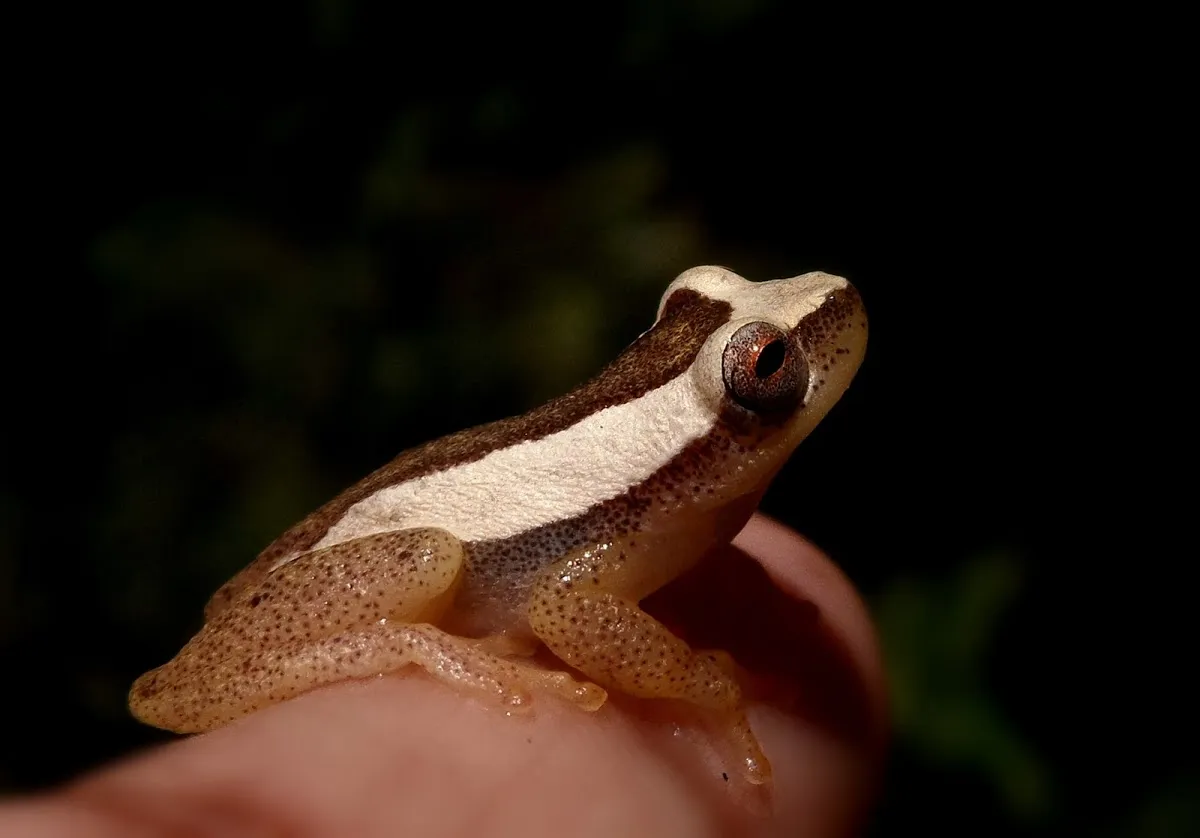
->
left=0, top=516, right=887, bottom=837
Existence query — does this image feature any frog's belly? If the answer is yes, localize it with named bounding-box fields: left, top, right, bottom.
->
left=446, top=545, right=543, bottom=637
left=450, top=520, right=596, bottom=636
left=447, top=583, right=535, bottom=639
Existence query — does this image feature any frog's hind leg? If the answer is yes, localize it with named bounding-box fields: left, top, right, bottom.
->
left=130, top=527, right=603, bottom=733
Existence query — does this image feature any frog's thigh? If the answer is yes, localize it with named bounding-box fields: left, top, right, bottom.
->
left=263, top=527, right=468, bottom=624
left=133, top=528, right=460, bottom=728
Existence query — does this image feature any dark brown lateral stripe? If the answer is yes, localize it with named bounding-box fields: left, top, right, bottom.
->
left=257, top=288, right=733, bottom=562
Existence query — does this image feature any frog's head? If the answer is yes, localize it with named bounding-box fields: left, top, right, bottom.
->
left=295, top=265, right=866, bottom=551
left=643, top=265, right=868, bottom=508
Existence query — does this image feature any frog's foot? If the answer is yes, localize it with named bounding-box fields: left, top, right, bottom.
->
left=688, top=650, right=771, bottom=785
left=722, top=704, right=772, bottom=786
left=381, top=624, right=608, bottom=712
left=469, top=633, right=611, bottom=707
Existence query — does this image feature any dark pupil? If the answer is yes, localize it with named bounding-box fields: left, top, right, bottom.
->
left=754, top=340, right=786, bottom=378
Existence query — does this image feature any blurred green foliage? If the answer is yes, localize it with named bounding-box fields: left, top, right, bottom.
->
left=4, top=0, right=1195, bottom=834
left=878, top=552, right=1049, bottom=820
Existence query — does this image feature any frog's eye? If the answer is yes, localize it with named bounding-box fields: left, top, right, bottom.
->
left=721, top=321, right=808, bottom=414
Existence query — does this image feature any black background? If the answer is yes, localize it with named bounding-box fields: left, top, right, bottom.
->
left=4, top=1, right=1193, bottom=834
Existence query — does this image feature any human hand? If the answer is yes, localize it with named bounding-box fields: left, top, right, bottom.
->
left=1, top=514, right=886, bottom=837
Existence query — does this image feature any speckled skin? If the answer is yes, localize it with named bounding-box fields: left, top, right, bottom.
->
left=130, top=267, right=867, bottom=786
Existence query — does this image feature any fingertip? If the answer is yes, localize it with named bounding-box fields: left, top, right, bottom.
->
left=735, top=514, right=888, bottom=737
left=733, top=514, right=888, bottom=830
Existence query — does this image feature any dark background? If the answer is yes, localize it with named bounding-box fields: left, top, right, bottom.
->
left=4, top=1, right=1194, bottom=834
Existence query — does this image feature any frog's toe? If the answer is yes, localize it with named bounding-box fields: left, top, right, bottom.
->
left=565, top=679, right=608, bottom=711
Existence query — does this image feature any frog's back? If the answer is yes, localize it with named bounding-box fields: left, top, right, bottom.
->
left=204, top=287, right=736, bottom=619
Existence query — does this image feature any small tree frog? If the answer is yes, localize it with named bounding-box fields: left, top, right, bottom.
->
left=130, top=266, right=868, bottom=785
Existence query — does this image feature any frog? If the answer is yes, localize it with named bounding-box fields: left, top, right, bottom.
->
left=129, top=265, right=867, bottom=785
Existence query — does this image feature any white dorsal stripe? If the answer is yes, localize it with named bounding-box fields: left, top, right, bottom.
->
left=308, top=371, right=718, bottom=552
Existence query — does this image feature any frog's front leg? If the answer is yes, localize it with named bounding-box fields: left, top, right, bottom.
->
left=130, top=528, right=603, bottom=733
left=526, top=537, right=771, bottom=785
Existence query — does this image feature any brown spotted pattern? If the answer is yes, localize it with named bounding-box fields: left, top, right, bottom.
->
left=131, top=272, right=867, bottom=787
